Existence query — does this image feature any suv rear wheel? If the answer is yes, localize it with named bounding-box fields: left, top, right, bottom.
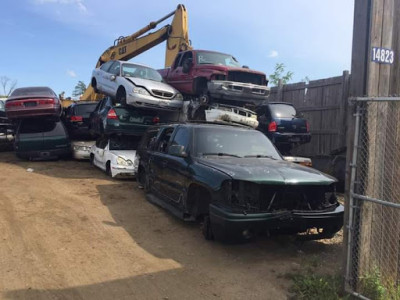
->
left=116, top=87, right=127, bottom=106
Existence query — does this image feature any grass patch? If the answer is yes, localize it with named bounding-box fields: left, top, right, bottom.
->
left=359, top=268, right=400, bottom=300
left=289, top=273, right=348, bottom=300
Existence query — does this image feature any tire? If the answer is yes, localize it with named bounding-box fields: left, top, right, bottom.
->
left=91, top=78, right=98, bottom=93
left=90, top=154, right=94, bottom=165
left=106, top=161, right=112, bottom=177
left=202, top=215, right=214, bottom=240
left=116, top=88, right=127, bottom=106
left=193, top=106, right=206, bottom=121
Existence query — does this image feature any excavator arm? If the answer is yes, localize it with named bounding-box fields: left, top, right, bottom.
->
left=81, top=4, right=191, bottom=101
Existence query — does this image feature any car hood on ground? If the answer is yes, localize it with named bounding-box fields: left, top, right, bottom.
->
left=109, top=150, right=137, bottom=161
left=196, top=157, right=336, bottom=185
left=125, top=77, right=177, bottom=94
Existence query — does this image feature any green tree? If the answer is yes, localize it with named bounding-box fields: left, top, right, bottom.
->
left=72, top=81, right=87, bottom=97
left=269, top=63, right=294, bottom=86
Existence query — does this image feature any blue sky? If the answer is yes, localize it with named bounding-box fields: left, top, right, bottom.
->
left=0, top=0, right=354, bottom=97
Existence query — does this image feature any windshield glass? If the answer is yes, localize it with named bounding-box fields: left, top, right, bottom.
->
left=109, top=135, right=141, bottom=151
left=269, top=104, right=297, bottom=118
left=121, top=64, right=162, bottom=82
left=0, top=101, right=4, bottom=111
left=196, top=51, right=241, bottom=67
left=74, top=103, right=97, bottom=117
left=194, top=127, right=281, bottom=159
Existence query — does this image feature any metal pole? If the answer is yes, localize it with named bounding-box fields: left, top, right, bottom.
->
left=345, top=103, right=362, bottom=289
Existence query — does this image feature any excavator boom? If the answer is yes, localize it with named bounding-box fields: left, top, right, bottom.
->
left=80, top=4, right=191, bottom=101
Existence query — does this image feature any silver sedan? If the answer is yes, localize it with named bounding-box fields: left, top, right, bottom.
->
left=91, top=60, right=183, bottom=111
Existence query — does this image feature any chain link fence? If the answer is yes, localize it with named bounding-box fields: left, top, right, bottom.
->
left=346, top=98, right=400, bottom=299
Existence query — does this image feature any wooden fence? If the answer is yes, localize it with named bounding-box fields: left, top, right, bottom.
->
left=268, top=70, right=350, bottom=157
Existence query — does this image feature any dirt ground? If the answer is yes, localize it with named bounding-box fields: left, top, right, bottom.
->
left=0, top=151, right=344, bottom=300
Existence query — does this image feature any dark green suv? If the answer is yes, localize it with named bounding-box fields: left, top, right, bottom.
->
left=15, top=118, right=71, bottom=160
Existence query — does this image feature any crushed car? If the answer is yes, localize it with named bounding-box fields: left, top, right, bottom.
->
left=137, top=122, right=344, bottom=243
left=64, top=102, right=98, bottom=138
left=91, top=60, right=183, bottom=110
left=90, top=134, right=139, bottom=178
left=71, top=140, right=95, bottom=160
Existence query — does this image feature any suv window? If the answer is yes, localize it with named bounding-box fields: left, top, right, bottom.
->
left=100, top=61, right=114, bottom=72
left=19, top=119, right=57, bottom=134
left=170, top=127, right=190, bottom=151
left=43, top=122, right=67, bottom=137
left=156, top=127, right=174, bottom=153
left=74, top=103, right=97, bottom=117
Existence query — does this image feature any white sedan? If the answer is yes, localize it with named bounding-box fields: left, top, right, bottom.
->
left=91, top=60, right=183, bottom=111
left=90, top=135, right=139, bottom=178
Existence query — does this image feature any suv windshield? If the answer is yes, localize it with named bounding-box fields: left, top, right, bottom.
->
left=194, top=127, right=281, bottom=159
left=269, top=104, right=297, bottom=118
left=121, top=64, right=162, bottom=82
left=196, top=51, right=241, bottom=67
left=109, top=135, right=141, bottom=150
left=19, top=119, right=59, bottom=134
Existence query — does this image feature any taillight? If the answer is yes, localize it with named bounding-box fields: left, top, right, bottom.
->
left=38, top=98, right=55, bottom=105
left=268, top=121, right=277, bottom=132
left=5, top=101, right=23, bottom=108
left=152, top=116, right=160, bottom=124
left=71, top=116, right=83, bottom=122
left=107, top=109, right=118, bottom=120
left=306, top=121, right=310, bottom=132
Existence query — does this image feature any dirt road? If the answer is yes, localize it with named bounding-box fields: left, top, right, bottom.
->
left=0, top=152, right=343, bottom=299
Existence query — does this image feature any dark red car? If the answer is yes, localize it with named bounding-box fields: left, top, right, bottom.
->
left=158, top=50, right=270, bottom=106
left=5, top=87, right=62, bottom=119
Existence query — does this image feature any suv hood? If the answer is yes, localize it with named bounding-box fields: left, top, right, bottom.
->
left=196, top=157, right=335, bottom=185
left=125, top=77, right=177, bottom=94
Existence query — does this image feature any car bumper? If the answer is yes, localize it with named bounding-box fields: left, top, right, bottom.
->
left=268, top=132, right=311, bottom=145
left=110, top=164, right=137, bottom=178
left=209, top=203, right=344, bottom=241
left=72, top=149, right=91, bottom=160
left=6, top=107, right=61, bottom=119
left=16, top=148, right=71, bottom=160
left=205, top=107, right=259, bottom=128
left=127, top=93, right=183, bottom=111
left=207, top=80, right=269, bottom=103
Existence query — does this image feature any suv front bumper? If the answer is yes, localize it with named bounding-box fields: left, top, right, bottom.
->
left=207, top=80, right=270, bottom=103
left=209, top=203, right=344, bottom=241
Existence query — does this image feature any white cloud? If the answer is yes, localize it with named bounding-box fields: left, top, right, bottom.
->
left=66, top=70, right=77, bottom=78
left=34, top=0, right=87, bottom=14
left=268, top=50, right=279, bottom=58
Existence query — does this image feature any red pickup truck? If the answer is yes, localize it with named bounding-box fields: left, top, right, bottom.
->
left=158, top=50, right=270, bottom=105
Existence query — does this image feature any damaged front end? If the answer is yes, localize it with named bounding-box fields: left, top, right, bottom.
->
left=210, top=180, right=344, bottom=241
left=204, top=104, right=259, bottom=129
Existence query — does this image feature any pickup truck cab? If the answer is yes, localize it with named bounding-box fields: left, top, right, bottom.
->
left=158, top=50, right=270, bottom=105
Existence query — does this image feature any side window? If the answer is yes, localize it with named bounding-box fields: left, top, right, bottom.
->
left=156, top=127, right=175, bottom=153
left=108, top=62, right=121, bottom=76
left=170, top=127, right=190, bottom=151
left=179, top=52, right=193, bottom=67
left=172, top=53, right=183, bottom=69
left=141, top=129, right=160, bottom=150
left=100, top=61, right=114, bottom=72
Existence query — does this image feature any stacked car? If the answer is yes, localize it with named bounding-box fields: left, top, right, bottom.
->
left=5, top=86, right=71, bottom=160
left=87, top=61, right=183, bottom=178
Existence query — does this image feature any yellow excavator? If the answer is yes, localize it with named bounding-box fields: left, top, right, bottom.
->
left=79, top=4, right=191, bottom=102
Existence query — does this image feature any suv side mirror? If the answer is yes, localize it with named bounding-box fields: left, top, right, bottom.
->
left=168, top=145, right=187, bottom=157
left=182, top=58, right=193, bottom=73
left=110, top=75, right=116, bottom=81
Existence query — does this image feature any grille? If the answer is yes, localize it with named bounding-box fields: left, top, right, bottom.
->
left=151, top=90, right=174, bottom=99
left=227, top=71, right=264, bottom=85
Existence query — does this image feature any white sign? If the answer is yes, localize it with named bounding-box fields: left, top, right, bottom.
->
left=371, top=47, right=394, bottom=64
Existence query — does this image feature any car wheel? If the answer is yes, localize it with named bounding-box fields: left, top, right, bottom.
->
left=106, top=161, right=112, bottom=177
left=116, top=88, right=127, bottom=106
left=90, top=154, right=94, bottom=165
left=193, top=106, right=206, bottom=121
left=202, top=215, right=214, bottom=240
